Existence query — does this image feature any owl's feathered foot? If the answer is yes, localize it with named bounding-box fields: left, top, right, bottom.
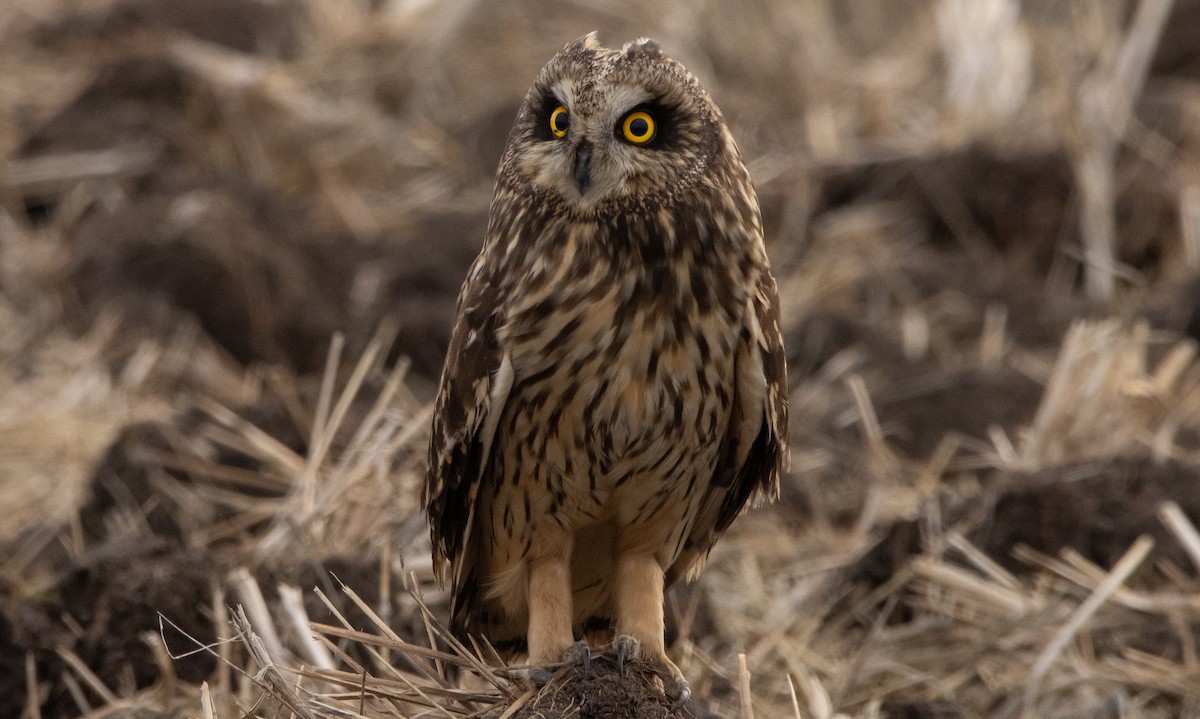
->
left=529, top=640, right=592, bottom=686
left=612, top=634, right=691, bottom=705
left=614, top=634, right=638, bottom=675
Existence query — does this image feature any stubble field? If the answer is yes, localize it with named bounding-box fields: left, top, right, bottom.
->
left=3, top=1, right=1200, bottom=717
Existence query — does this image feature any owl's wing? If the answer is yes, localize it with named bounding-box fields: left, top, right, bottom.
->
left=667, top=270, right=788, bottom=585
left=425, top=257, right=512, bottom=598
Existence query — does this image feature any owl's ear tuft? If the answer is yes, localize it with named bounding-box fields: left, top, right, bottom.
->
left=622, top=38, right=662, bottom=59
left=568, top=31, right=601, bottom=53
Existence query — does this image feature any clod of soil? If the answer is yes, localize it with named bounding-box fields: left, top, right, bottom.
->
left=976, top=457, right=1200, bottom=574
left=489, top=657, right=687, bottom=719
left=0, top=546, right=217, bottom=719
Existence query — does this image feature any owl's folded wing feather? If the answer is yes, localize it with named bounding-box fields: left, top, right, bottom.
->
left=425, top=260, right=512, bottom=597
left=667, top=270, right=788, bottom=585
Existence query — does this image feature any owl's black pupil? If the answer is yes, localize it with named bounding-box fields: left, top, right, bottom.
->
left=554, top=112, right=568, bottom=132
left=630, top=118, right=649, bottom=137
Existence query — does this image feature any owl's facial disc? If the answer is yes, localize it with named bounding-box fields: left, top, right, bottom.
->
left=528, top=86, right=677, bottom=210
left=509, top=38, right=716, bottom=215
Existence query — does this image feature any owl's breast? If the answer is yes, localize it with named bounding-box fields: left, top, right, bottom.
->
left=499, top=242, right=742, bottom=483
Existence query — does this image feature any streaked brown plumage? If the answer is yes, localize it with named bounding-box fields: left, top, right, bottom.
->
left=425, top=33, right=787, bottom=698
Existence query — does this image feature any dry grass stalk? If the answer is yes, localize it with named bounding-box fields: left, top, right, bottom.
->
left=911, top=556, right=1030, bottom=618
left=54, top=648, right=118, bottom=707
left=279, top=585, right=336, bottom=673
left=232, top=582, right=521, bottom=719
left=1, top=146, right=160, bottom=189
left=199, top=682, right=214, bottom=719
left=1016, top=319, right=1200, bottom=467
left=1072, top=0, right=1176, bottom=300
left=936, top=0, right=1031, bottom=137
left=25, top=653, right=41, bottom=719
left=213, top=553, right=523, bottom=715
left=1159, top=501, right=1200, bottom=574
left=1181, top=184, right=1200, bottom=269
left=788, top=668, right=836, bottom=719
left=230, top=568, right=290, bottom=666
left=1022, top=535, right=1154, bottom=716
left=738, top=653, right=754, bottom=719
left=231, top=605, right=320, bottom=719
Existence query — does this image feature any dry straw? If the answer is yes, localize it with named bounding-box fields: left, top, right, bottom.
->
left=4, top=0, right=1200, bottom=718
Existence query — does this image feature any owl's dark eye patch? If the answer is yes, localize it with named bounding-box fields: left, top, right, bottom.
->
left=617, top=101, right=680, bottom=149
left=534, top=94, right=569, bottom=141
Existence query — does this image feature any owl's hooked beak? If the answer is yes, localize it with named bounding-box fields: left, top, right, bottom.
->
left=573, top=141, right=592, bottom=194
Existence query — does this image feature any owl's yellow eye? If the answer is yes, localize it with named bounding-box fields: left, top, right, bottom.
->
left=549, top=105, right=569, bottom=138
left=621, top=110, right=655, bottom=144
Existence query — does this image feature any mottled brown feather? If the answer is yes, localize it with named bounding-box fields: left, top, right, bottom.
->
left=424, top=256, right=506, bottom=624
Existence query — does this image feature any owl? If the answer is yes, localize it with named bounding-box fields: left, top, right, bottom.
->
left=425, top=33, right=787, bottom=700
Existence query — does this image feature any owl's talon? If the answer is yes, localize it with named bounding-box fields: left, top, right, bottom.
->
left=611, top=635, right=690, bottom=703
left=530, top=667, right=552, bottom=686
left=613, top=634, right=640, bottom=675
left=564, top=640, right=592, bottom=675
left=667, top=676, right=692, bottom=707
left=657, top=653, right=692, bottom=705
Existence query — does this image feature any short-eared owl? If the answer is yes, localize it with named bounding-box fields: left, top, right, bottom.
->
left=426, top=33, right=787, bottom=699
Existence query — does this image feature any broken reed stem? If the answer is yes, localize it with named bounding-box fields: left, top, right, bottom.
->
left=232, top=605, right=320, bottom=719
left=947, top=532, right=1022, bottom=591
left=200, top=681, right=215, bottom=719
left=738, top=653, right=754, bottom=719
left=979, top=302, right=1007, bottom=369
left=1076, top=0, right=1176, bottom=300
left=846, top=374, right=883, bottom=445
left=1159, top=501, right=1200, bottom=575
left=1182, top=184, right=1200, bottom=268
left=213, top=586, right=232, bottom=712
left=1022, top=535, right=1155, bottom=715
left=60, top=673, right=88, bottom=716
left=493, top=689, right=536, bottom=719
left=912, top=556, right=1029, bottom=616
left=786, top=674, right=804, bottom=719
left=1075, top=99, right=1117, bottom=302
left=312, top=584, right=455, bottom=682
left=0, top=146, right=160, bottom=188
left=334, top=353, right=411, bottom=478
left=147, top=628, right=178, bottom=696
left=303, top=333, right=345, bottom=515
left=198, top=398, right=306, bottom=475
left=25, top=652, right=42, bottom=719
left=1111, top=0, right=1176, bottom=118
left=56, top=647, right=118, bottom=706
left=229, top=568, right=288, bottom=663
left=279, top=584, right=336, bottom=671
left=308, top=335, right=382, bottom=479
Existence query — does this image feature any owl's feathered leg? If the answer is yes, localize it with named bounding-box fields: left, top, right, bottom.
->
left=525, top=549, right=575, bottom=668
left=613, top=553, right=691, bottom=702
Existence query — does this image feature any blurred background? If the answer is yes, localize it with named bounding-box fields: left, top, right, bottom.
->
left=4, top=0, right=1200, bottom=717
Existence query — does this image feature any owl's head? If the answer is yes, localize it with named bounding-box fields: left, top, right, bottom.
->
left=499, top=33, right=735, bottom=215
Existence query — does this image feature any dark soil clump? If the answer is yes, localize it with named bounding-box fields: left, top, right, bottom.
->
left=491, top=657, right=686, bottom=719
